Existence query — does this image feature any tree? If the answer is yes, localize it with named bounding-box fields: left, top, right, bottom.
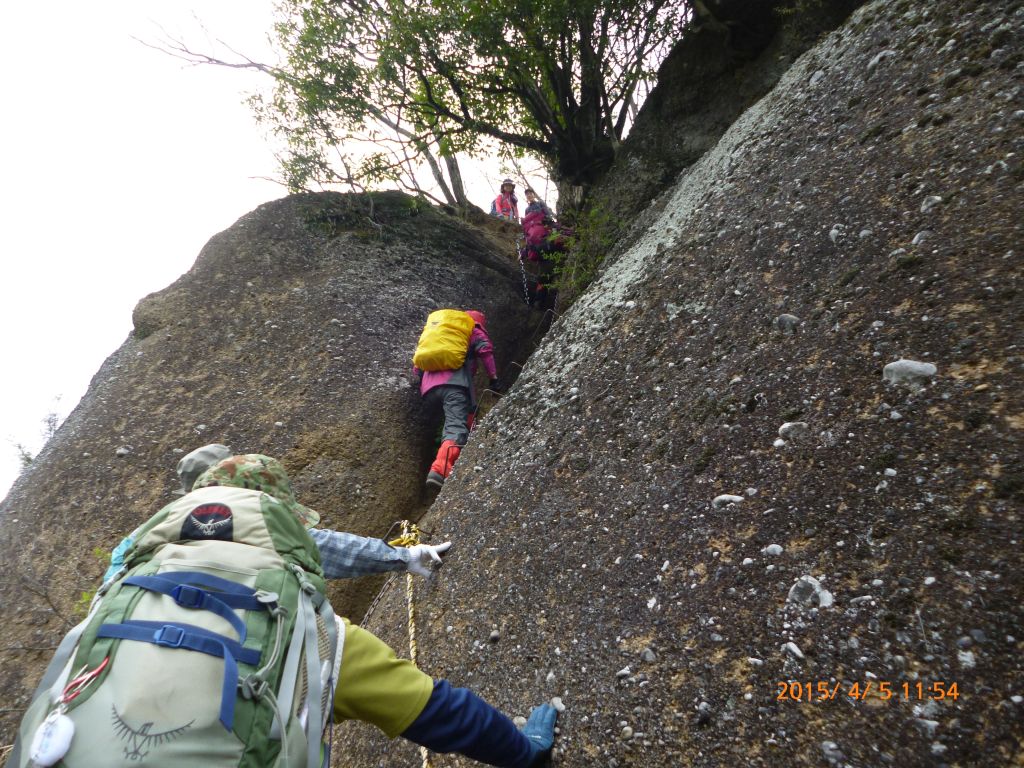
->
left=260, top=0, right=688, bottom=207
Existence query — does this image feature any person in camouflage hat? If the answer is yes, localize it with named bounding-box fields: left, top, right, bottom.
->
left=100, top=447, right=559, bottom=767
left=193, top=453, right=321, bottom=528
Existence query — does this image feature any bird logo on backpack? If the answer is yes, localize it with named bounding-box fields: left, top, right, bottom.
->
left=8, top=455, right=340, bottom=768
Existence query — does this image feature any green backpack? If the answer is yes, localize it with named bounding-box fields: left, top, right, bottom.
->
left=9, top=485, right=339, bottom=768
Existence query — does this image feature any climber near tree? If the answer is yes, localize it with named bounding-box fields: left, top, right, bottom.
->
left=412, top=309, right=499, bottom=490
left=489, top=179, right=520, bottom=222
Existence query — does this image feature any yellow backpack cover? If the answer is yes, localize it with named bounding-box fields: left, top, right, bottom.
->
left=413, top=309, right=475, bottom=371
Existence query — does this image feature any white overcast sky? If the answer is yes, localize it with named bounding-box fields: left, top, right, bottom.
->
left=0, top=1, right=544, bottom=500
left=0, top=2, right=287, bottom=499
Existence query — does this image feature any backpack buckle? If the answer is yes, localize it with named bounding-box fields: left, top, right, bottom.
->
left=240, top=675, right=268, bottom=701
left=153, top=625, right=186, bottom=648
left=172, top=585, right=205, bottom=609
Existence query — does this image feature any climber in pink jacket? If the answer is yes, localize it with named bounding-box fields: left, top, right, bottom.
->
left=414, top=310, right=498, bottom=489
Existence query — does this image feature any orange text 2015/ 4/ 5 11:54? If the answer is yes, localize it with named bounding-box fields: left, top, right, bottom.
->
left=776, top=680, right=960, bottom=702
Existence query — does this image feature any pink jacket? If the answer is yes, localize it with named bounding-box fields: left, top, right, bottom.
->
left=417, top=325, right=497, bottom=398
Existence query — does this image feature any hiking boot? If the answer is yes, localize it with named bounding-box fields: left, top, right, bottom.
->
left=425, top=470, right=445, bottom=489
left=430, top=440, right=462, bottom=477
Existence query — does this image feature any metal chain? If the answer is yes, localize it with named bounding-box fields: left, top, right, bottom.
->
left=515, top=239, right=531, bottom=305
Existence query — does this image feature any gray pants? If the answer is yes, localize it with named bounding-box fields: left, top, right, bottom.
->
left=423, top=385, right=472, bottom=445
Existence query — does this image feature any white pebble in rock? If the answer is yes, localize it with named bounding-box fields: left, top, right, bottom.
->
left=774, top=314, right=801, bottom=334
left=883, top=359, right=937, bottom=389
left=762, top=544, right=784, bottom=556
left=115, top=446, right=132, bottom=457
left=489, top=630, right=501, bottom=643
left=742, top=557, right=755, bottom=566
left=787, top=576, right=834, bottom=608
left=773, top=438, right=787, bottom=448
left=957, top=650, right=976, bottom=669
left=620, top=726, right=634, bottom=740
left=778, top=421, right=809, bottom=440
left=616, top=666, right=631, bottom=678
left=551, top=697, right=565, bottom=713
left=640, top=647, right=657, bottom=662
left=920, top=195, right=943, bottom=213
left=821, top=741, right=845, bottom=764
left=782, top=641, right=804, bottom=660
left=513, top=716, right=527, bottom=728
left=867, top=49, right=896, bottom=72
left=712, top=494, right=744, bottom=509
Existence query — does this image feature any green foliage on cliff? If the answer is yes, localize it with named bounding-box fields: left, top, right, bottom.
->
left=256, top=0, right=687, bottom=195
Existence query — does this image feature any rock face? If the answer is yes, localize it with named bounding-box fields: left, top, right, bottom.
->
left=0, top=191, right=532, bottom=738
left=1, top=0, right=1022, bottom=765
left=589, top=0, right=864, bottom=255
left=347, top=1, right=1023, bottom=766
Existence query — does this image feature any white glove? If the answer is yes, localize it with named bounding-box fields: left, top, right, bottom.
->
left=405, top=541, right=452, bottom=577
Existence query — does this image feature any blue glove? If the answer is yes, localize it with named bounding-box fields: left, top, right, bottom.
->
left=522, top=703, right=557, bottom=761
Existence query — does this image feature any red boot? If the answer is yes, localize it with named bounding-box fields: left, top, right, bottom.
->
left=426, top=440, right=462, bottom=489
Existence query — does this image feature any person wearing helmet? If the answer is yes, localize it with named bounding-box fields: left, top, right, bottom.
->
left=413, top=310, right=499, bottom=489
left=489, top=179, right=519, bottom=222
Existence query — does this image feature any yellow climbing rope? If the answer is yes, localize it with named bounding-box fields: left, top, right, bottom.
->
left=388, top=520, right=432, bottom=768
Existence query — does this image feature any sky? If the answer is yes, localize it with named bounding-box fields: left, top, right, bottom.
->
left=0, top=2, right=289, bottom=499
left=0, top=2, right=543, bottom=500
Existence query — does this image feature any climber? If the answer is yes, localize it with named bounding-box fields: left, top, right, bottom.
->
left=489, top=179, right=519, bottom=222
left=522, top=187, right=553, bottom=220
left=105, top=443, right=455, bottom=583
left=92, top=452, right=557, bottom=768
left=521, top=188, right=571, bottom=263
left=517, top=189, right=568, bottom=309
left=413, top=310, right=498, bottom=490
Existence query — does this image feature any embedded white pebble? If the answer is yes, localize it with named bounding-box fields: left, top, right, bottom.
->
left=713, top=494, right=745, bottom=508
left=778, top=421, right=809, bottom=440
left=883, top=359, right=937, bottom=388
left=783, top=641, right=805, bottom=660
left=551, top=697, right=565, bottom=713
left=762, top=544, right=784, bottom=556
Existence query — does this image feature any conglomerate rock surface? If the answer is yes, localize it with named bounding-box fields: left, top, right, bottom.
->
left=346, top=1, right=1022, bottom=766
left=0, top=0, right=1020, bottom=765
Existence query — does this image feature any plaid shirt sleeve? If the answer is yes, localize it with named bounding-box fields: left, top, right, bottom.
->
left=309, top=528, right=410, bottom=579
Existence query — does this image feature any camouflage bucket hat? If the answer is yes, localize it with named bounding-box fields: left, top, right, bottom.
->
left=193, top=454, right=320, bottom=528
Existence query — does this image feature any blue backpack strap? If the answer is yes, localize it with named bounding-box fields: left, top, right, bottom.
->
left=123, top=573, right=268, bottom=641
left=97, top=620, right=262, bottom=730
